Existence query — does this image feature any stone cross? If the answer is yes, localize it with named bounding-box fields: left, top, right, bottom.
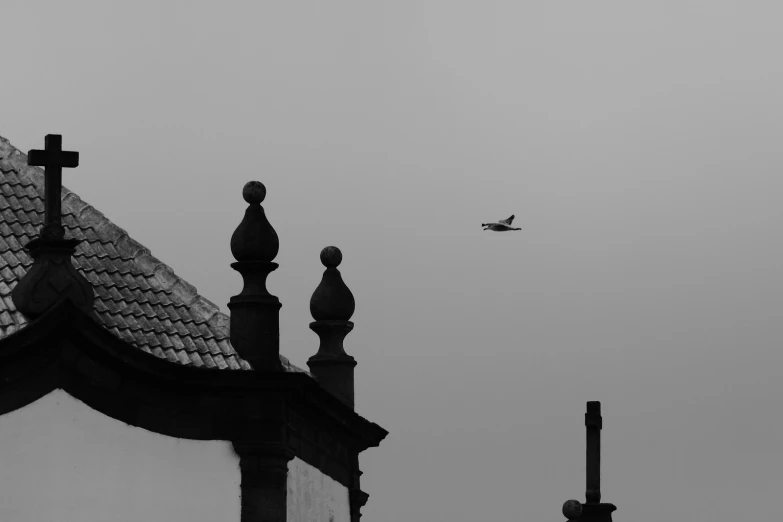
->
left=585, top=401, right=602, bottom=504
left=28, top=134, right=79, bottom=240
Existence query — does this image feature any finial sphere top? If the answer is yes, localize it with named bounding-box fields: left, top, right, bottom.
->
left=242, top=181, right=266, bottom=204
left=320, top=246, right=342, bottom=268
left=562, top=500, right=582, bottom=519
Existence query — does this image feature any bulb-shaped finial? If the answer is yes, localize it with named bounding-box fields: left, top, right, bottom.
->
left=230, top=181, right=279, bottom=263
left=308, top=245, right=358, bottom=408
left=310, top=246, right=355, bottom=321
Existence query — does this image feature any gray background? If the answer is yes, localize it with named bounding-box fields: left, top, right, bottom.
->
left=3, top=1, right=783, bottom=521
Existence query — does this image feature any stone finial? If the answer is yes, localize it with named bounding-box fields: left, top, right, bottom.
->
left=12, top=134, right=94, bottom=319
left=310, top=246, right=355, bottom=321
left=227, top=181, right=282, bottom=372
left=230, top=181, right=279, bottom=262
left=308, top=246, right=357, bottom=408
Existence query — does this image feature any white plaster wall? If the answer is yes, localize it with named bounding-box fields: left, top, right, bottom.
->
left=287, top=456, right=350, bottom=522
left=0, top=389, right=241, bottom=522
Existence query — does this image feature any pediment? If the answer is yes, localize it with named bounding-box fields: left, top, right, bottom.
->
left=0, top=298, right=386, bottom=489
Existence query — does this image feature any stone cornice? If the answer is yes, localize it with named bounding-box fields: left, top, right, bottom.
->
left=0, top=297, right=388, bottom=490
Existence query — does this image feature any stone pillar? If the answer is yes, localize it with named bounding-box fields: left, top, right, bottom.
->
left=561, top=401, right=617, bottom=522
left=227, top=181, right=283, bottom=372
left=233, top=442, right=295, bottom=522
left=307, top=246, right=357, bottom=409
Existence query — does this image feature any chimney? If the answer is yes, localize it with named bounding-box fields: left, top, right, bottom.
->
left=227, top=181, right=282, bottom=372
left=12, top=134, right=94, bottom=319
left=307, top=246, right=357, bottom=408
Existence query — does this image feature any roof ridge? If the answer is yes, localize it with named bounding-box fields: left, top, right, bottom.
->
left=0, top=134, right=230, bottom=337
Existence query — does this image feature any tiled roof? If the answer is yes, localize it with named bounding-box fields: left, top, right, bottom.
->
left=0, top=135, right=307, bottom=374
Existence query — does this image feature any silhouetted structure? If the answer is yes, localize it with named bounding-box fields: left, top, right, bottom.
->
left=562, top=401, right=617, bottom=522
left=11, top=135, right=93, bottom=318
left=308, top=246, right=358, bottom=408
left=227, top=180, right=283, bottom=372
left=0, top=133, right=387, bottom=522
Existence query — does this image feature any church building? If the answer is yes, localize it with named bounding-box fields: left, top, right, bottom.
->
left=0, top=133, right=387, bottom=522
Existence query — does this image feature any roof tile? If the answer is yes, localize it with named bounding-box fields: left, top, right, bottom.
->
left=216, top=338, right=234, bottom=356
left=176, top=350, right=190, bottom=365
left=192, top=337, right=209, bottom=354
left=98, top=312, right=118, bottom=329
left=197, top=322, right=215, bottom=339
left=143, top=330, right=161, bottom=347
left=187, top=351, right=204, bottom=366
left=164, top=305, right=182, bottom=322
left=173, top=321, right=189, bottom=337
left=200, top=353, right=217, bottom=369
left=139, top=302, right=156, bottom=318
left=184, top=321, right=202, bottom=338
left=118, top=287, right=135, bottom=303
left=163, top=348, right=180, bottom=364
left=213, top=355, right=229, bottom=370
left=168, top=335, right=185, bottom=352
left=181, top=336, right=197, bottom=353
left=123, top=313, right=141, bottom=332
left=135, top=315, right=152, bottom=332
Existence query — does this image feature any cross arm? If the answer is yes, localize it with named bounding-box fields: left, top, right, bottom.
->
left=28, top=148, right=79, bottom=168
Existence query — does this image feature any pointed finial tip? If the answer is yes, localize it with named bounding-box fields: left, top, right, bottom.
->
left=320, top=246, right=342, bottom=268
left=242, top=181, right=266, bottom=204
left=562, top=500, right=582, bottom=520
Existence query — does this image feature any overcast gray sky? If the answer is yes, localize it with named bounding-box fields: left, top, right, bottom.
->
left=3, top=1, right=783, bottom=521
